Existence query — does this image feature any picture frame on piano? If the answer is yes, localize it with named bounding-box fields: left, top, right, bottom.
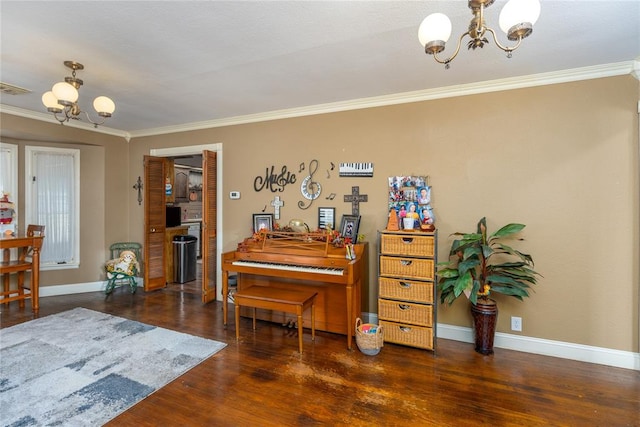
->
left=318, top=207, right=335, bottom=230
left=253, top=213, right=274, bottom=233
left=339, top=214, right=361, bottom=243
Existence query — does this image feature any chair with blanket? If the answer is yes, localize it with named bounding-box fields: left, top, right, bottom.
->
left=105, top=242, right=142, bottom=294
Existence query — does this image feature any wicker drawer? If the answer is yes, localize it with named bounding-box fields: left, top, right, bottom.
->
left=379, top=256, right=434, bottom=280
left=378, top=298, right=433, bottom=327
left=379, top=277, right=433, bottom=304
left=380, top=320, right=434, bottom=350
left=380, top=233, right=434, bottom=257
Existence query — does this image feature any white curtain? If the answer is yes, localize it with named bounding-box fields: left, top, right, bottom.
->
left=33, top=151, right=75, bottom=264
left=0, top=143, right=17, bottom=200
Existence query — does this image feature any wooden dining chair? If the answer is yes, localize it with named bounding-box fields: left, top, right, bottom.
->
left=0, top=224, right=45, bottom=308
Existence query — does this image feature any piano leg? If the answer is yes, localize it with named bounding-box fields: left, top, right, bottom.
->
left=346, top=283, right=353, bottom=350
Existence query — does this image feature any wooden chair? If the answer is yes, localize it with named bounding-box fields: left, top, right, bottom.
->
left=1, top=224, right=45, bottom=308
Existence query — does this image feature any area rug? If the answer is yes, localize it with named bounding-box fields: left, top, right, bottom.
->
left=0, top=307, right=226, bottom=426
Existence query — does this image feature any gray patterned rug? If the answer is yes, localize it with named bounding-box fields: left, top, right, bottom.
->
left=0, top=307, right=226, bottom=426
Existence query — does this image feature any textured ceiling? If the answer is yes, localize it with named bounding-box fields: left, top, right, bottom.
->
left=1, top=1, right=638, bottom=137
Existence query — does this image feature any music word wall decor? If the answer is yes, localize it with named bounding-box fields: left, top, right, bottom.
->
left=254, top=165, right=296, bottom=193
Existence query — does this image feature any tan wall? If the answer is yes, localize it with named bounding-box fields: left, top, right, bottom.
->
left=131, top=75, right=639, bottom=352
left=2, top=74, right=638, bottom=352
left=0, top=115, right=130, bottom=284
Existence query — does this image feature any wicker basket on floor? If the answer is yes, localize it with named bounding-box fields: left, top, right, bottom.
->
left=355, top=318, right=384, bottom=356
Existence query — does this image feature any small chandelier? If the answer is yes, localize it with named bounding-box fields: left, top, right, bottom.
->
left=418, top=0, right=541, bottom=69
left=42, top=61, right=115, bottom=128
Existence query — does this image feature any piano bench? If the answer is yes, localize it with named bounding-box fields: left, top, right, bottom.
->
left=234, top=286, right=318, bottom=354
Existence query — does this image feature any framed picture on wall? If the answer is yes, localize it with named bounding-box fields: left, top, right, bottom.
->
left=253, top=213, right=274, bottom=233
left=339, top=214, right=361, bottom=243
left=318, top=207, right=335, bottom=230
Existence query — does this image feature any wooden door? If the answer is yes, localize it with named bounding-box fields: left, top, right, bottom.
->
left=144, top=155, right=167, bottom=291
left=201, top=150, right=217, bottom=303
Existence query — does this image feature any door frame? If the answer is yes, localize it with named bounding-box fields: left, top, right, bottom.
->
left=151, top=143, right=224, bottom=301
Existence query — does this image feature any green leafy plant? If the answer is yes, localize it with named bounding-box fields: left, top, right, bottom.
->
left=437, top=217, right=540, bottom=306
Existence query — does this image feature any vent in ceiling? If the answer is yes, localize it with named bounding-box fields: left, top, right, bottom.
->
left=0, top=82, right=31, bottom=95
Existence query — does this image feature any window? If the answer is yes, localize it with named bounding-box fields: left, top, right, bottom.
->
left=0, top=142, right=18, bottom=208
left=0, top=142, right=18, bottom=234
left=25, top=146, right=80, bottom=269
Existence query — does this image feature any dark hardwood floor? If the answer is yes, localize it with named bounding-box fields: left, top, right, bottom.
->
left=1, top=285, right=638, bottom=426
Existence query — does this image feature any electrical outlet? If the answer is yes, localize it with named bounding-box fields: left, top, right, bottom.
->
left=511, top=316, right=522, bottom=332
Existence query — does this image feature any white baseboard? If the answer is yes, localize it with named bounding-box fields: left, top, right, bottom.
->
left=39, top=280, right=143, bottom=297
left=436, top=323, right=640, bottom=371
left=359, top=312, right=639, bottom=371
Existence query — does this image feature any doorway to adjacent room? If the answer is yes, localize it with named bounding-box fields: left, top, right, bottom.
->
left=150, top=144, right=223, bottom=302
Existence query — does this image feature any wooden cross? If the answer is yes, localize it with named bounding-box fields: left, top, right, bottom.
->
left=271, top=195, right=284, bottom=220
left=344, top=186, right=368, bottom=216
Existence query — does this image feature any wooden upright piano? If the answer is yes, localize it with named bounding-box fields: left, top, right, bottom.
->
left=222, top=231, right=366, bottom=350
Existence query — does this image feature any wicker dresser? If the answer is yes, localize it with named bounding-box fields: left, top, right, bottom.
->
left=377, top=230, right=437, bottom=351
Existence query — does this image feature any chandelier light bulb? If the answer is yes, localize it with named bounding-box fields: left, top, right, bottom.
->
left=418, top=13, right=452, bottom=46
left=41, top=91, right=63, bottom=112
left=419, top=0, right=541, bottom=68
left=499, top=0, right=541, bottom=35
left=93, top=96, right=115, bottom=116
left=52, top=81, right=79, bottom=104
left=43, top=61, right=115, bottom=128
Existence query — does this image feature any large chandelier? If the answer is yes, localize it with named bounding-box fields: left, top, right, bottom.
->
left=418, top=0, right=541, bottom=69
left=42, top=61, right=115, bottom=128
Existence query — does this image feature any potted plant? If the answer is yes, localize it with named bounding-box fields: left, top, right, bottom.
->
left=437, top=217, right=541, bottom=354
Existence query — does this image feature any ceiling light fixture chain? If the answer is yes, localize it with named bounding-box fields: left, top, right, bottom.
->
left=42, top=60, right=115, bottom=128
left=418, top=0, right=540, bottom=69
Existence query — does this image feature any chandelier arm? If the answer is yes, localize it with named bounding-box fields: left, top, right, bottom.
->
left=52, top=112, right=68, bottom=125
left=432, top=31, right=470, bottom=66
left=83, top=111, right=107, bottom=129
left=485, top=27, right=523, bottom=55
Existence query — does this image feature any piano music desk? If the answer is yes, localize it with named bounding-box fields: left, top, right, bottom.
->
left=234, top=286, right=317, bottom=354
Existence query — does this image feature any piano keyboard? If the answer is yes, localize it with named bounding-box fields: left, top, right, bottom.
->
left=339, top=162, right=374, bottom=177
left=232, top=260, right=344, bottom=276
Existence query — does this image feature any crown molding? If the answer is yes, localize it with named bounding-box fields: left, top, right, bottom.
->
left=632, top=59, right=640, bottom=81
left=128, top=60, right=636, bottom=138
left=0, top=104, right=131, bottom=141
left=2, top=61, right=635, bottom=140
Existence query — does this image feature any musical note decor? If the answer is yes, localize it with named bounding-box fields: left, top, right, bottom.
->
left=298, top=159, right=322, bottom=210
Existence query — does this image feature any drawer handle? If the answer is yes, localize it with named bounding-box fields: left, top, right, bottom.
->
left=398, top=304, right=411, bottom=311
left=399, top=281, right=411, bottom=289
left=401, top=238, right=414, bottom=244
left=400, top=260, right=413, bottom=266
left=399, top=326, right=412, bottom=333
